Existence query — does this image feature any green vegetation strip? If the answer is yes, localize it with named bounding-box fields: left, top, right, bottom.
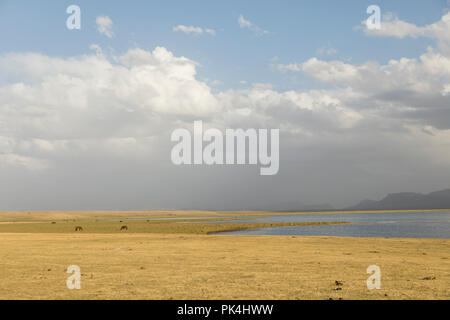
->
left=0, top=219, right=350, bottom=235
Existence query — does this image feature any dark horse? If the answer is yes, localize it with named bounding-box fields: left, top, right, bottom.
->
left=120, top=226, right=128, bottom=231
left=75, top=226, right=83, bottom=232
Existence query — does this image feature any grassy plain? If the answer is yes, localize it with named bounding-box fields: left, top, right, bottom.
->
left=0, top=210, right=448, bottom=300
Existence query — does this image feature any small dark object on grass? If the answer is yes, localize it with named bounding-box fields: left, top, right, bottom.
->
left=335, top=280, right=344, bottom=286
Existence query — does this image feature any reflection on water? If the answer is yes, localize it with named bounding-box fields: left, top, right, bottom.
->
left=217, top=211, right=450, bottom=239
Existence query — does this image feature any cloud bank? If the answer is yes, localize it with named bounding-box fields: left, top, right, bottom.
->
left=1, top=13, right=450, bottom=210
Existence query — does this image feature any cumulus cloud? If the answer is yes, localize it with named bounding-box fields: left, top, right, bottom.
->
left=1, top=40, right=450, bottom=170
left=0, top=46, right=220, bottom=170
left=96, top=16, right=114, bottom=38
left=238, top=14, right=270, bottom=35
left=363, top=12, right=450, bottom=53
left=0, top=44, right=368, bottom=176
left=173, top=25, right=216, bottom=36
left=301, top=48, right=450, bottom=128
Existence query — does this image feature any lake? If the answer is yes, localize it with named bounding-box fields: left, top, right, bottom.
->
left=215, top=211, right=450, bottom=239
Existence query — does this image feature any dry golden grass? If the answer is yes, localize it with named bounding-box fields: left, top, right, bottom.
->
left=0, top=211, right=448, bottom=300
left=0, top=233, right=448, bottom=300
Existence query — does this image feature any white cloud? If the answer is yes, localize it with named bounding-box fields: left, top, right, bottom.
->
left=238, top=14, right=270, bottom=35
left=173, top=25, right=216, bottom=36
left=0, top=45, right=363, bottom=172
left=363, top=12, right=450, bottom=53
left=363, top=12, right=424, bottom=38
left=2, top=35, right=450, bottom=171
left=276, top=63, right=302, bottom=72
left=96, top=16, right=114, bottom=38
left=301, top=48, right=450, bottom=95
left=0, top=46, right=220, bottom=169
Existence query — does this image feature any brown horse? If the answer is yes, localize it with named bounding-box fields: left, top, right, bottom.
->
left=75, top=226, right=83, bottom=232
left=120, top=226, right=128, bottom=231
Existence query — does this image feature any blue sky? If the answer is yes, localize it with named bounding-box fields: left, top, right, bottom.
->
left=0, top=0, right=447, bottom=91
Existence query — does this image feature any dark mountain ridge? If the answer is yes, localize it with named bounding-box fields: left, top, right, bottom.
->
left=346, top=189, right=450, bottom=210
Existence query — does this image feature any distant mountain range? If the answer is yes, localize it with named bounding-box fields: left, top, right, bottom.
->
left=181, top=188, right=450, bottom=212
left=345, top=189, right=450, bottom=211
left=249, top=188, right=450, bottom=212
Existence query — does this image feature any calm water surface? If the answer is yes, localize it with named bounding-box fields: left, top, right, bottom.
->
left=217, top=211, right=450, bottom=239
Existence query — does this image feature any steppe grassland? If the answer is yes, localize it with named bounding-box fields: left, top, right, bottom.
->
left=0, top=210, right=448, bottom=300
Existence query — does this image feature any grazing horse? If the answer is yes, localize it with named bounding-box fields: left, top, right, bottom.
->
left=120, top=226, right=128, bottom=231
left=75, top=226, right=83, bottom=232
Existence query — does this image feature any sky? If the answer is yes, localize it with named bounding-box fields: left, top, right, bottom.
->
left=1, top=0, right=450, bottom=210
